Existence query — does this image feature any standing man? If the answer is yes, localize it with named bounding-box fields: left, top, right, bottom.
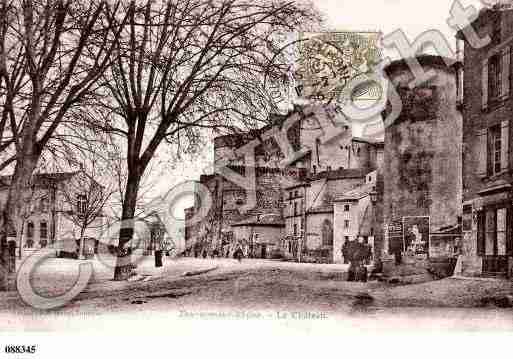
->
left=346, top=237, right=358, bottom=281
left=342, top=239, right=350, bottom=264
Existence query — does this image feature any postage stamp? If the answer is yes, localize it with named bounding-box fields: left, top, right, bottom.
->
left=263, top=30, right=384, bottom=115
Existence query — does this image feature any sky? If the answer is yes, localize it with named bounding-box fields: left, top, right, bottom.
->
left=154, top=0, right=487, bottom=218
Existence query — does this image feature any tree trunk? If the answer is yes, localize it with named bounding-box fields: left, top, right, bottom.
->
left=16, top=219, right=24, bottom=259
left=0, top=155, right=39, bottom=291
left=78, top=229, right=86, bottom=260
left=0, top=207, right=11, bottom=291
left=113, top=174, right=140, bottom=281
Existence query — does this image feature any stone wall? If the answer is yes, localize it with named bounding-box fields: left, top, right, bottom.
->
left=383, top=57, right=463, bottom=247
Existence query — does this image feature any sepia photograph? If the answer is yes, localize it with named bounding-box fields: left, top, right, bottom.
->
left=0, top=0, right=512, bottom=356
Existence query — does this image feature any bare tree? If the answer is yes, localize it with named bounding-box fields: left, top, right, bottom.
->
left=92, top=0, right=320, bottom=280
left=0, top=0, right=129, bottom=290
left=59, top=166, right=113, bottom=259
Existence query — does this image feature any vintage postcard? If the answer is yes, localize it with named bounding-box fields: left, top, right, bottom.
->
left=0, top=0, right=512, bottom=357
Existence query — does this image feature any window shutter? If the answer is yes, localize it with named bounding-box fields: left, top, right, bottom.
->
left=507, top=208, right=513, bottom=256
left=482, top=58, right=489, bottom=110
left=501, top=46, right=511, bottom=99
left=501, top=120, right=509, bottom=171
left=476, top=128, right=488, bottom=178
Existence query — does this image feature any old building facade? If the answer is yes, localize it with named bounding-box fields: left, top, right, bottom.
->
left=458, top=5, right=513, bottom=277
left=0, top=171, right=106, bottom=257
left=185, top=104, right=384, bottom=262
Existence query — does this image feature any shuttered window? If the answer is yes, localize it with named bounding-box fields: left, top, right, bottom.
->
left=497, top=208, right=507, bottom=255
left=485, top=209, right=496, bottom=256
left=501, top=46, right=511, bottom=99
left=501, top=120, right=509, bottom=171
left=489, top=54, right=502, bottom=101
left=488, top=125, right=501, bottom=175
left=476, top=128, right=488, bottom=178
left=482, top=58, right=488, bottom=109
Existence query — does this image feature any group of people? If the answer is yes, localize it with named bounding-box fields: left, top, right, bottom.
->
left=342, top=236, right=372, bottom=282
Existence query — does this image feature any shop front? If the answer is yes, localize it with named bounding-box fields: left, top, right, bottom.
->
left=467, top=188, right=513, bottom=277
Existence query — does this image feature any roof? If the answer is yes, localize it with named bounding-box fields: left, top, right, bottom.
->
left=384, top=55, right=460, bottom=76
left=334, top=181, right=377, bottom=202
left=306, top=205, right=333, bottom=214
left=309, top=167, right=369, bottom=182
left=213, top=113, right=290, bottom=149
left=284, top=181, right=310, bottom=190
left=0, top=171, right=79, bottom=188
left=352, top=137, right=384, bottom=146
left=231, top=214, right=285, bottom=227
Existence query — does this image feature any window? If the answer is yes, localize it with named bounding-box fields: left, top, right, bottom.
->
left=77, top=194, right=87, bottom=215
left=488, top=125, right=502, bottom=175
left=322, top=219, right=333, bottom=246
left=289, top=191, right=293, bottom=199
left=40, top=197, right=49, bottom=213
left=483, top=208, right=507, bottom=256
left=300, top=217, right=304, bottom=230
left=344, top=204, right=350, bottom=212
left=344, top=236, right=349, bottom=241
left=344, top=220, right=350, bottom=228
left=294, top=202, right=298, bottom=216
left=40, top=221, right=47, bottom=239
left=312, top=165, right=317, bottom=174
left=27, top=222, right=34, bottom=238
left=293, top=223, right=298, bottom=236
left=489, top=54, right=502, bottom=101
left=294, top=190, right=298, bottom=197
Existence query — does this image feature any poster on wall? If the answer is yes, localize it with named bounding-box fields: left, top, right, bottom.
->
left=387, top=219, right=403, bottom=254
left=403, top=216, right=430, bottom=256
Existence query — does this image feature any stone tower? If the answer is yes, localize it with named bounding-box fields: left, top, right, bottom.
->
left=382, top=55, right=463, bottom=254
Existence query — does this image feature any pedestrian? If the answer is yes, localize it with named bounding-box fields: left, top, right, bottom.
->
left=346, top=237, right=358, bottom=282
left=234, top=247, right=243, bottom=262
left=354, top=237, right=368, bottom=282
left=342, top=239, right=350, bottom=264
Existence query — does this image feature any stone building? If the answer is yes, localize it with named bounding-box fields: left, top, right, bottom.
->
left=185, top=104, right=384, bottom=261
left=457, top=4, right=513, bottom=277
left=0, top=171, right=105, bottom=257
left=382, top=55, right=463, bottom=262
left=333, top=170, right=383, bottom=263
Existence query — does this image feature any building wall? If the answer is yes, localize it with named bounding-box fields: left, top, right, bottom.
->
left=462, top=9, right=513, bottom=203
left=232, top=225, right=283, bottom=258
left=383, top=58, right=463, bottom=257
left=333, top=198, right=368, bottom=263
left=305, top=212, right=333, bottom=250
left=0, top=172, right=106, bottom=255
left=189, top=104, right=384, bottom=261
left=460, top=8, right=513, bottom=276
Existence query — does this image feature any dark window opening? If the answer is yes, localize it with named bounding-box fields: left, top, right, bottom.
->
left=488, top=54, right=502, bottom=101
